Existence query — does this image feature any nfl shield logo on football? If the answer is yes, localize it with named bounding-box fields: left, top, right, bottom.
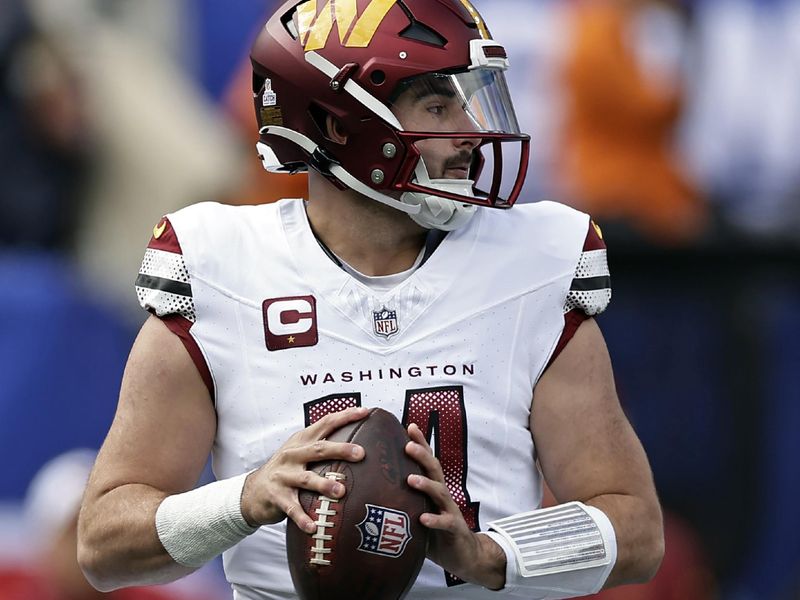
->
left=356, top=504, right=412, bottom=558
left=373, top=306, right=399, bottom=339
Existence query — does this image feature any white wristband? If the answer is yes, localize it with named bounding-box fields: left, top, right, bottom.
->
left=155, top=472, right=259, bottom=568
left=485, top=502, right=617, bottom=598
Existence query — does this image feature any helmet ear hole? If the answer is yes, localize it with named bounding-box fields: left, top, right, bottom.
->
left=325, top=115, right=348, bottom=145
left=308, top=103, right=348, bottom=145
left=308, top=103, right=335, bottom=142
left=308, top=103, right=327, bottom=134
left=370, top=70, right=386, bottom=86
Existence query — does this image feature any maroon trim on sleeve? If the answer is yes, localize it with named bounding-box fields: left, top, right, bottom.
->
left=583, top=220, right=607, bottom=252
left=147, top=217, right=183, bottom=254
left=545, top=309, right=589, bottom=371
left=160, top=314, right=215, bottom=402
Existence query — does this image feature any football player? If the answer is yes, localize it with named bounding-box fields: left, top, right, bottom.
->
left=78, top=1, right=664, bottom=598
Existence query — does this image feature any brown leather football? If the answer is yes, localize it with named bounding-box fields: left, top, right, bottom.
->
left=286, top=408, right=430, bottom=600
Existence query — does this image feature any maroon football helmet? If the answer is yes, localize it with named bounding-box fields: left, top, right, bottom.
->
left=251, top=0, right=530, bottom=230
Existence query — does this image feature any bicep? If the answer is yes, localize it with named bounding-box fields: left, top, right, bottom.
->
left=531, top=318, right=654, bottom=503
left=87, top=315, right=216, bottom=500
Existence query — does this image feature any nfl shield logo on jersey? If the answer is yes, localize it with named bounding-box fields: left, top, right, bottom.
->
left=373, top=307, right=399, bottom=338
left=356, top=504, right=412, bottom=558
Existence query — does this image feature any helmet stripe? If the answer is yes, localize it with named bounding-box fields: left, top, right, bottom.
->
left=457, top=0, right=490, bottom=39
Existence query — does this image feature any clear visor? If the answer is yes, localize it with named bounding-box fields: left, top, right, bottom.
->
left=388, top=68, right=521, bottom=135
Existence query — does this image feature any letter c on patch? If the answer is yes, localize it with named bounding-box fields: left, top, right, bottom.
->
left=263, top=295, right=318, bottom=351
left=267, top=299, right=313, bottom=335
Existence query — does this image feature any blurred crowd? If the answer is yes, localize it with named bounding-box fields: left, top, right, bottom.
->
left=1, top=0, right=798, bottom=599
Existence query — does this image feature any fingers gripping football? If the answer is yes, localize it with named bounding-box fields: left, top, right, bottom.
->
left=405, top=423, right=500, bottom=588
left=404, top=424, right=461, bottom=529
left=240, top=407, right=368, bottom=533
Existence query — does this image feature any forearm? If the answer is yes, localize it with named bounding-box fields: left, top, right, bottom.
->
left=587, top=492, right=664, bottom=587
left=78, top=483, right=195, bottom=591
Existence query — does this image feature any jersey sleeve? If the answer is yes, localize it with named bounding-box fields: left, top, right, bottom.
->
left=134, top=216, right=214, bottom=398
left=564, top=220, right=611, bottom=317
left=548, top=220, right=611, bottom=367
left=135, top=217, right=196, bottom=321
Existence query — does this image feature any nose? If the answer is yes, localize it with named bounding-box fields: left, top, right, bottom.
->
left=453, top=134, right=481, bottom=151
left=450, top=108, right=482, bottom=149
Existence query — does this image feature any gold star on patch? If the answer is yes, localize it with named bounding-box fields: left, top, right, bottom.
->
left=287, top=336, right=295, bottom=344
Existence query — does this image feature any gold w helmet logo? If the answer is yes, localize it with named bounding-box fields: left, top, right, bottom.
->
left=297, top=0, right=397, bottom=51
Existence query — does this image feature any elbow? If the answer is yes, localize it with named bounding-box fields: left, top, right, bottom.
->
left=629, top=507, right=666, bottom=584
left=77, top=515, right=126, bottom=593
left=638, top=523, right=665, bottom=583
left=77, top=540, right=120, bottom=593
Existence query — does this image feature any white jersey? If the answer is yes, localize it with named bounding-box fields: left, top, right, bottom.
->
left=136, top=199, right=610, bottom=600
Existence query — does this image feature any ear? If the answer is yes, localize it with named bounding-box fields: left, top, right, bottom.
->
left=325, top=115, right=348, bottom=145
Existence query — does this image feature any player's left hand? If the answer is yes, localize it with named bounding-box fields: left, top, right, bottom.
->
left=405, top=423, right=506, bottom=590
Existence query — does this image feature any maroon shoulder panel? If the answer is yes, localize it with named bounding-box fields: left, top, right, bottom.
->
left=147, top=217, right=183, bottom=254
left=583, top=220, right=607, bottom=251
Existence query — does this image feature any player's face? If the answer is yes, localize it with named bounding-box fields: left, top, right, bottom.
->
left=391, top=79, right=482, bottom=180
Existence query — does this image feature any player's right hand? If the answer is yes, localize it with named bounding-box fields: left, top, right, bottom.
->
left=405, top=422, right=507, bottom=590
left=239, top=406, right=368, bottom=533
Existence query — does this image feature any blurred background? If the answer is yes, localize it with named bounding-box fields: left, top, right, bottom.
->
left=1, top=0, right=798, bottom=598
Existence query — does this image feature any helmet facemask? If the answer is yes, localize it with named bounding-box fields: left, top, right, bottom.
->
left=385, top=66, right=529, bottom=229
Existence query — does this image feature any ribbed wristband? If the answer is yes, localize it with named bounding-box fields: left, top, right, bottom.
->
left=155, top=472, right=259, bottom=568
left=485, top=502, right=617, bottom=598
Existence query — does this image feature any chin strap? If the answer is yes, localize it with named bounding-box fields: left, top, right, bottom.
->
left=258, top=129, right=478, bottom=231
left=401, top=161, right=478, bottom=231
left=406, top=195, right=476, bottom=231
left=402, top=189, right=477, bottom=231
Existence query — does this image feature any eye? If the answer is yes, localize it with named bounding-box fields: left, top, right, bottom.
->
left=427, top=104, right=445, bottom=116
